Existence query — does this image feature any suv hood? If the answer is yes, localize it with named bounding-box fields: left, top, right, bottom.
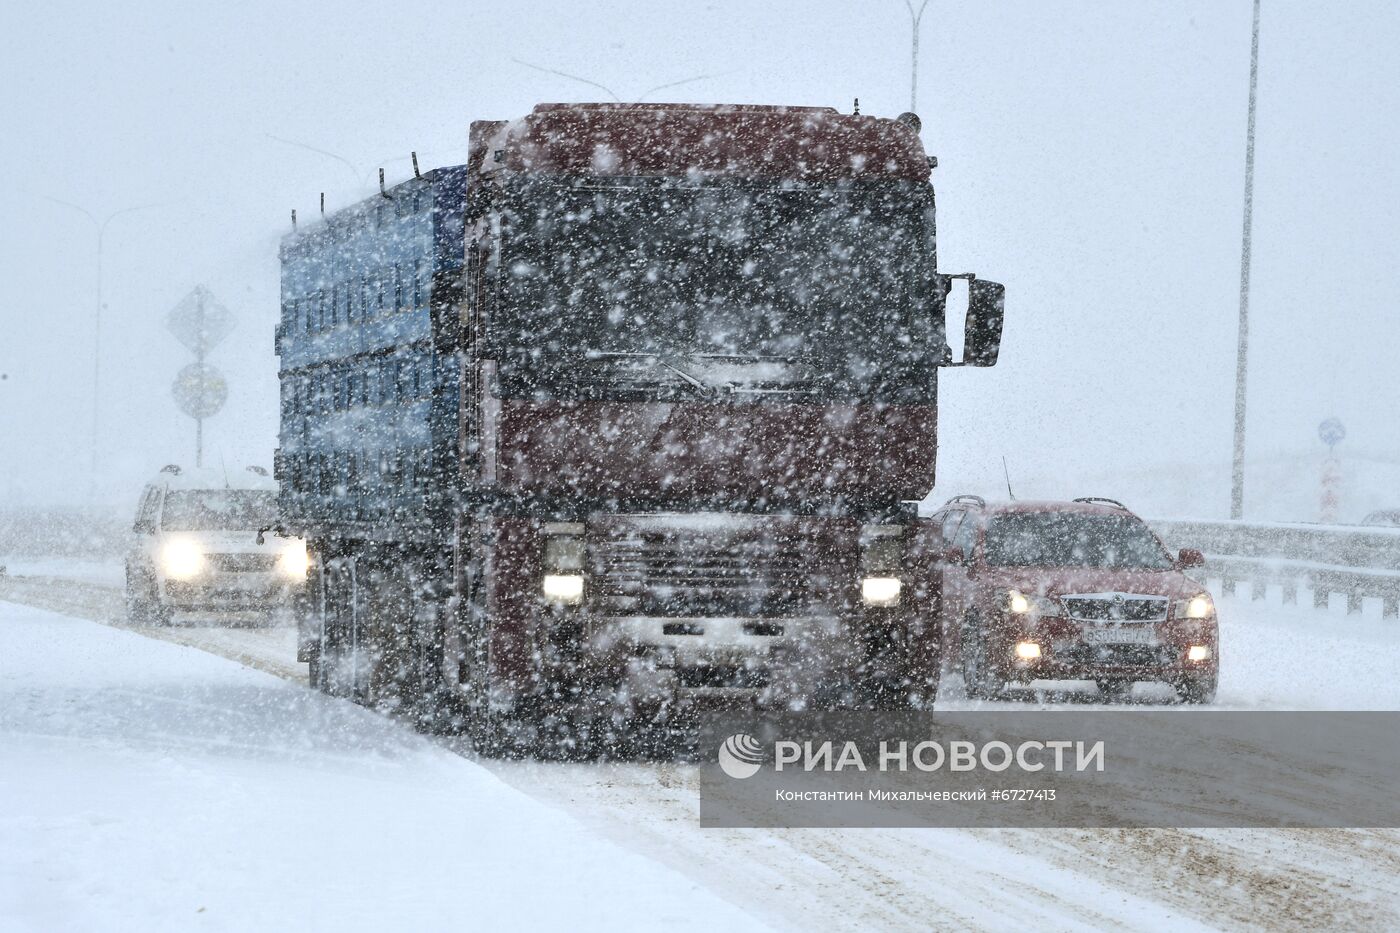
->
left=982, top=567, right=1205, bottom=601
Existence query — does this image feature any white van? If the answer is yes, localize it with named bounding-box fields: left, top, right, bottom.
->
left=124, top=465, right=308, bottom=623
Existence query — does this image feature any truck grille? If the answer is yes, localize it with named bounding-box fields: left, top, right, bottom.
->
left=205, top=553, right=279, bottom=573
left=591, top=524, right=846, bottom=616
left=675, top=665, right=771, bottom=689
left=1061, top=594, right=1167, bottom=623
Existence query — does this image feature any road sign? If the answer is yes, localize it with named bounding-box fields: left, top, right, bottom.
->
left=1318, top=417, right=1346, bottom=449
left=166, top=286, right=235, bottom=357
left=171, top=362, right=227, bottom=419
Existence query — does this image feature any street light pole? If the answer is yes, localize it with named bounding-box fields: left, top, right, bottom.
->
left=1230, top=0, right=1262, bottom=520
left=45, top=199, right=161, bottom=485
left=904, top=0, right=932, bottom=113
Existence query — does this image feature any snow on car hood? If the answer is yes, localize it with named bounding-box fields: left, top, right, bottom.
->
left=978, top=566, right=1206, bottom=600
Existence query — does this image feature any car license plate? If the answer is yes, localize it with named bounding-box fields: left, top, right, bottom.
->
left=1083, top=627, right=1155, bottom=645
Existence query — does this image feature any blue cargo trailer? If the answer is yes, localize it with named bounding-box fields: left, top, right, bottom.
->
left=276, top=167, right=467, bottom=538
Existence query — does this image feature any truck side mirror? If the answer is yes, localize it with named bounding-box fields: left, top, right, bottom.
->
left=937, top=275, right=1004, bottom=367
left=962, top=280, right=1004, bottom=367
left=942, top=546, right=968, bottom=566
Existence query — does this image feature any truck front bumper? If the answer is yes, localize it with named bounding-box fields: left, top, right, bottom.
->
left=540, top=614, right=862, bottom=710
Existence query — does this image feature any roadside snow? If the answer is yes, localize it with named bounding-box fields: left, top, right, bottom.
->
left=1215, top=588, right=1400, bottom=709
left=0, top=558, right=124, bottom=588
left=0, top=602, right=765, bottom=933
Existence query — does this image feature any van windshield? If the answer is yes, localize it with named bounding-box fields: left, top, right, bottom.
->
left=161, top=491, right=277, bottom=531
left=984, top=512, right=1174, bottom=570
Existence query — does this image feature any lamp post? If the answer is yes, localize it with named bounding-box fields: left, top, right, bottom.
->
left=45, top=198, right=162, bottom=485
left=1230, top=0, right=1262, bottom=520
left=903, top=0, right=932, bottom=113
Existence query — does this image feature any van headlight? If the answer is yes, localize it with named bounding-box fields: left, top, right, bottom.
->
left=277, top=539, right=310, bottom=579
left=862, top=577, right=902, bottom=607
left=160, top=538, right=205, bottom=580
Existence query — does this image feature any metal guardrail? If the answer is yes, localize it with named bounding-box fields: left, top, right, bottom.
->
left=1151, top=519, right=1400, bottom=618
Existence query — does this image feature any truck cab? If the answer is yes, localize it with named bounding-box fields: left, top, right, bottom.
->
left=277, top=102, right=1004, bottom=739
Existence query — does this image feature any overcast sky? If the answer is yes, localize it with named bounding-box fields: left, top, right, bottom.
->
left=2, top=0, right=1397, bottom=518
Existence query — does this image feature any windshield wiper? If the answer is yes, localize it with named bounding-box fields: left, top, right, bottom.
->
left=589, top=352, right=734, bottom=399
left=655, top=357, right=733, bottom=399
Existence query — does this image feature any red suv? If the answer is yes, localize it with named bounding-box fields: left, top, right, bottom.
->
left=930, top=497, right=1218, bottom=703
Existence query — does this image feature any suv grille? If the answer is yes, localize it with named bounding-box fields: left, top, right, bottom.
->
left=1062, top=594, right=1167, bottom=623
left=1060, top=644, right=1174, bottom=666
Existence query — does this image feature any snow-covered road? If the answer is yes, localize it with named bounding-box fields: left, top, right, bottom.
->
left=3, top=568, right=1400, bottom=931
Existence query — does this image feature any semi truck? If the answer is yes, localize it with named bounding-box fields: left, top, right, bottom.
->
left=275, top=102, right=1004, bottom=747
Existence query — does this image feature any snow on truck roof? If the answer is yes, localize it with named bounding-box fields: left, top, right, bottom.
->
left=479, top=102, right=931, bottom=182
left=150, top=465, right=279, bottom=492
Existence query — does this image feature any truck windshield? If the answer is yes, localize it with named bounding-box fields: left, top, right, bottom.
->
left=493, top=178, right=941, bottom=402
left=162, top=491, right=277, bottom=531
left=984, top=513, right=1175, bottom=570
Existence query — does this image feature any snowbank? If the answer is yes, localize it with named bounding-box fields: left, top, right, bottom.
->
left=0, top=602, right=763, bottom=932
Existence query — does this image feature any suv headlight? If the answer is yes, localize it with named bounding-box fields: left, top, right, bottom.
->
left=1174, top=593, right=1215, bottom=620
left=1006, top=589, right=1057, bottom=615
left=160, top=538, right=205, bottom=580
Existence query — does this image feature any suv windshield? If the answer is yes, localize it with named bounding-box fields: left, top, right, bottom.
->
left=492, top=178, right=941, bottom=402
left=984, top=512, right=1174, bottom=570
left=161, top=491, right=276, bottom=531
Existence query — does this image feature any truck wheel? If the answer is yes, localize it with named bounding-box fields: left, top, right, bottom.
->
left=1177, top=675, right=1218, bottom=705
left=961, top=613, right=1001, bottom=701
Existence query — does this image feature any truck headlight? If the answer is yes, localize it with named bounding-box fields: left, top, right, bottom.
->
left=543, top=573, right=584, bottom=604
left=160, top=538, right=205, bottom=580
left=541, top=523, right=585, bottom=605
left=1175, top=593, right=1214, bottom=619
left=860, top=524, right=905, bottom=607
left=862, top=577, right=902, bottom=607
left=277, top=539, right=310, bottom=579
